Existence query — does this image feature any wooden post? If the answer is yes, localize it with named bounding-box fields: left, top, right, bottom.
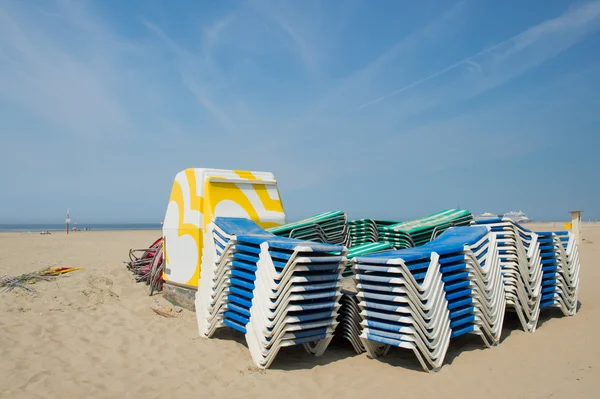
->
left=569, top=210, right=582, bottom=246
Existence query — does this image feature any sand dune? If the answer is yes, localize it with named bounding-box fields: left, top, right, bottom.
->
left=1, top=224, right=598, bottom=398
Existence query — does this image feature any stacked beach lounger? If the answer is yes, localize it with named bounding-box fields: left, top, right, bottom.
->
left=339, top=220, right=581, bottom=365
left=353, top=226, right=505, bottom=372
left=336, top=281, right=365, bottom=354
left=192, top=213, right=580, bottom=371
left=536, top=231, right=579, bottom=316
left=472, top=218, right=543, bottom=331
left=196, top=217, right=347, bottom=369
left=267, top=211, right=349, bottom=246
left=340, top=211, right=484, bottom=357
left=348, top=219, right=397, bottom=246
left=335, top=242, right=395, bottom=351
left=379, top=209, right=474, bottom=249
left=473, top=218, right=580, bottom=330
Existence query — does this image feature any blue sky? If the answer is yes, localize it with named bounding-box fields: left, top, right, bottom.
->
left=1, top=0, right=599, bottom=224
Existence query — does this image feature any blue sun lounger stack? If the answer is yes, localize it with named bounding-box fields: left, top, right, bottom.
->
left=196, top=217, right=346, bottom=369
left=473, top=218, right=580, bottom=328
left=335, top=242, right=395, bottom=353
left=536, top=230, right=579, bottom=316
left=472, top=218, right=543, bottom=332
left=195, top=217, right=267, bottom=337
left=354, top=225, right=505, bottom=372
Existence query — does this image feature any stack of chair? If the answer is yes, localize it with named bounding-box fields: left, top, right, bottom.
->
left=379, top=209, right=473, bottom=248
left=348, top=219, right=397, bottom=247
left=196, top=217, right=347, bottom=369
left=196, top=217, right=266, bottom=337
left=376, top=227, right=415, bottom=249
left=268, top=211, right=349, bottom=246
left=335, top=284, right=366, bottom=354
left=354, top=225, right=505, bottom=372
left=335, top=242, right=396, bottom=352
left=473, top=218, right=580, bottom=328
left=536, top=231, right=579, bottom=316
left=472, top=218, right=543, bottom=332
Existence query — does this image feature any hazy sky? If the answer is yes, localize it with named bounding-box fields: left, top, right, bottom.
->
left=1, top=0, right=599, bottom=224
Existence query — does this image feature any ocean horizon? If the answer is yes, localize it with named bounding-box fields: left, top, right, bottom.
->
left=0, top=223, right=163, bottom=232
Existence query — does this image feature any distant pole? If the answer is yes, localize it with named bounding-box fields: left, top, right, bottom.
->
left=569, top=210, right=582, bottom=246
left=66, top=208, right=71, bottom=235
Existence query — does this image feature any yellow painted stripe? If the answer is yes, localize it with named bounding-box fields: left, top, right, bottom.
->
left=233, top=170, right=261, bottom=180
left=253, top=184, right=285, bottom=213
left=166, top=170, right=203, bottom=287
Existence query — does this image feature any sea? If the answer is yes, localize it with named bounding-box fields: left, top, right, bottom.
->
left=0, top=223, right=162, bottom=232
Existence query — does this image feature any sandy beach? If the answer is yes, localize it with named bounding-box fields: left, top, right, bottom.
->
left=0, top=223, right=598, bottom=399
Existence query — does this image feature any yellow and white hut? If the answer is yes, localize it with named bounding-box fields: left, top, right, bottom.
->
left=161, top=168, right=286, bottom=309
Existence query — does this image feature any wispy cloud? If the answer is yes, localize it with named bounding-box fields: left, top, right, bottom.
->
left=141, top=17, right=232, bottom=127
left=248, top=0, right=320, bottom=74
left=203, top=14, right=236, bottom=50
left=0, top=1, right=135, bottom=138
left=180, top=73, right=231, bottom=126
left=357, top=0, right=600, bottom=109
left=266, top=11, right=316, bottom=73
left=284, top=2, right=467, bottom=129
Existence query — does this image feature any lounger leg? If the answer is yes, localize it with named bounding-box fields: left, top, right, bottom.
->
left=361, top=338, right=388, bottom=358
left=303, top=337, right=333, bottom=356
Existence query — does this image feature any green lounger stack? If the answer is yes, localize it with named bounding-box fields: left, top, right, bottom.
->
left=348, top=219, right=398, bottom=247
left=267, top=211, right=349, bottom=245
left=379, top=209, right=474, bottom=248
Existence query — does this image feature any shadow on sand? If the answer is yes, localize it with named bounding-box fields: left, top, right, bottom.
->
left=208, top=328, right=359, bottom=371
left=202, top=301, right=583, bottom=372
